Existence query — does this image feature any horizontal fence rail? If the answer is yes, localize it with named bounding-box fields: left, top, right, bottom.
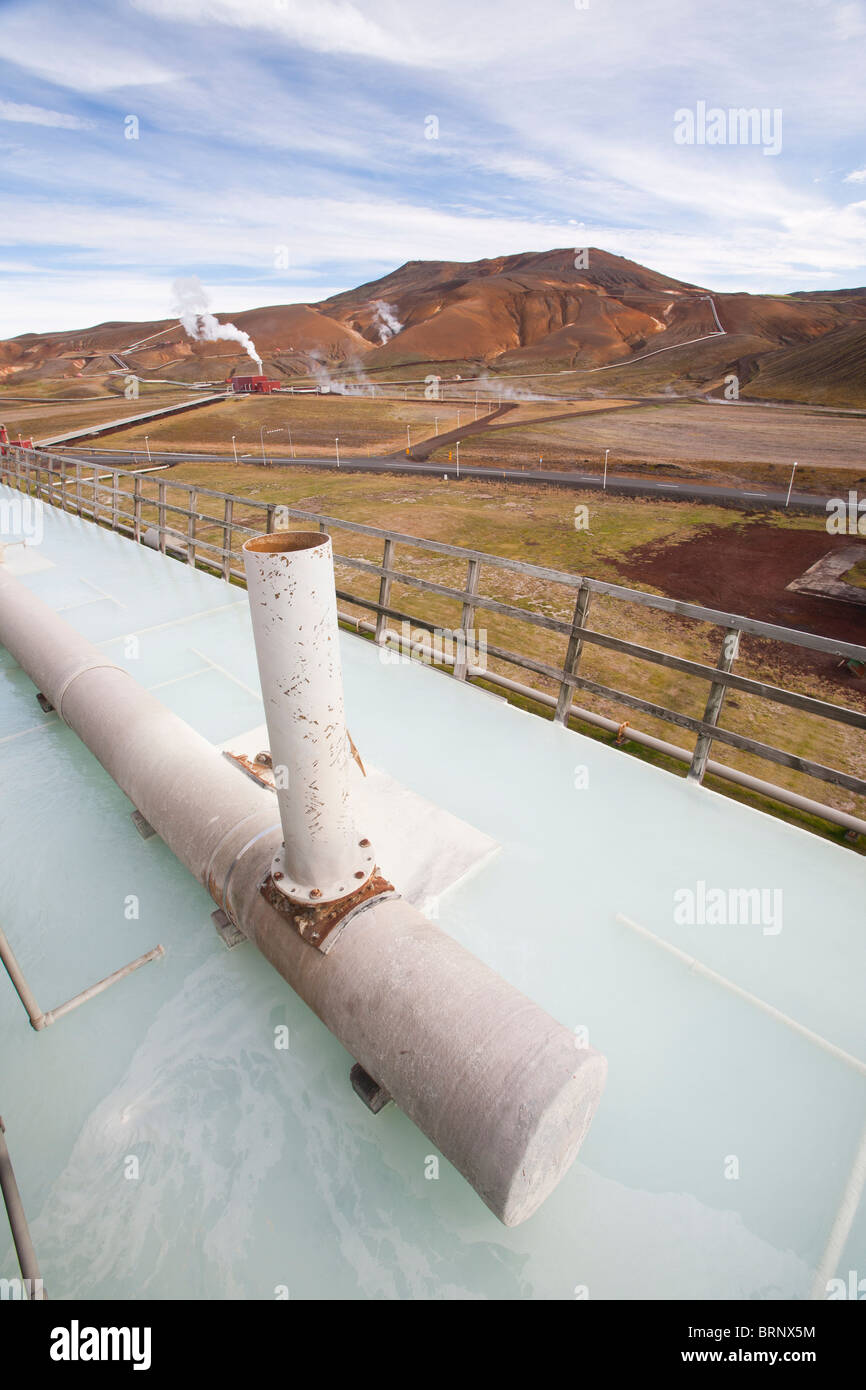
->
left=2, top=446, right=866, bottom=833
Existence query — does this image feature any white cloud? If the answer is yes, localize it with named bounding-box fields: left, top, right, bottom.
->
left=2, top=181, right=864, bottom=334
left=0, top=100, right=92, bottom=130
left=133, top=0, right=425, bottom=65
left=844, top=167, right=866, bottom=183
left=832, top=1, right=866, bottom=39
left=0, top=6, right=178, bottom=92
left=0, top=273, right=347, bottom=338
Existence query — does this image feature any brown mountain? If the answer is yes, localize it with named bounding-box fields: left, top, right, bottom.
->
left=2, top=248, right=866, bottom=405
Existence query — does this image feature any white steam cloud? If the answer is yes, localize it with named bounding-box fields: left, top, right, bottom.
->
left=370, top=300, right=403, bottom=344
left=471, top=371, right=552, bottom=404
left=308, top=351, right=380, bottom=395
left=171, top=276, right=262, bottom=372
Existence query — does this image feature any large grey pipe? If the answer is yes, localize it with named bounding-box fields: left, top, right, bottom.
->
left=0, top=562, right=606, bottom=1226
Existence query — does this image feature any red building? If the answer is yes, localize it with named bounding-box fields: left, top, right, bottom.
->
left=227, top=376, right=281, bottom=394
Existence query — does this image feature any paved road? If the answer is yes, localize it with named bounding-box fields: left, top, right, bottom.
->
left=57, top=446, right=838, bottom=514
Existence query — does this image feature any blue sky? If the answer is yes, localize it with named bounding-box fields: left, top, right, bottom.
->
left=0, top=0, right=864, bottom=336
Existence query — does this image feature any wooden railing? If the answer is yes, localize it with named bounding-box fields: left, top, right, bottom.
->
left=3, top=447, right=866, bottom=827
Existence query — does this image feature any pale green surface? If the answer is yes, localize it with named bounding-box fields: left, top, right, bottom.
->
left=0, top=490, right=864, bottom=1300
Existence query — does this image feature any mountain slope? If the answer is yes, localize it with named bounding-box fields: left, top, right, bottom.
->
left=2, top=248, right=865, bottom=405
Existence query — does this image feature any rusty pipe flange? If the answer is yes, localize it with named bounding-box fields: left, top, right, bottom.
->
left=260, top=870, right=398, bottom=954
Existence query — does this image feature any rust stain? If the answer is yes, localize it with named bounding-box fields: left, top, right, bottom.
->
left=260, top=870, right=395, bottom=953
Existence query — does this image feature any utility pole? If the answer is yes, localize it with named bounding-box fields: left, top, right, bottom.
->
left=335, top=437, right=340, bottom=468
left=260, top=424, right=268, bottom=468
left=232, top=435, right=238, bottom=463
left=455, top=440, right=460, bottom=477
left=603, top=448, right=609, bottom=491
left=145, top=436, right=151, bottom=463
left=287, top=426, right=294, bottom=460
left=785, top=461, right=798, bottom=507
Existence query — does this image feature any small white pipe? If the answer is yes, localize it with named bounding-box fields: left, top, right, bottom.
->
left=0, top=922, right=164, bottom=1031
left=616, top=914, right=866, bottom=1076
left=0, top=924, right=45, bottom=1028
left=464, top=667, right=866, bottom=838
left=242, top=532, right=375, bottom=903
left=809, top=1117, right=866, bottom=1300
left=41, top=946, right=165, bottom=1027
left=0, top=1119, right=44, bottom=1296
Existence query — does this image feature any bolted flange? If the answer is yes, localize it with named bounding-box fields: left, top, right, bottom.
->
left=260, top=869, right=398, bottom=954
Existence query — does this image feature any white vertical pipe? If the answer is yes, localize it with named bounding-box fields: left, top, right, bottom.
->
left=242, top=531, right=375, bottom=903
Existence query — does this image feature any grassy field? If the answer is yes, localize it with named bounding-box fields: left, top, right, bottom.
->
left=423, top=400, right=866, bottom=492
left=32, top=383, right=866, bottom=496
left=104, top=393, right=464, bottom=456
left=0, top=377, right=184, bottom=401
left=85, top=393, right=635, bottom=458
left=846, top=559, right=866, bottom=590
left=0, top=384, right=192, bottom=439
left=98, top=459, right=865, bottom=846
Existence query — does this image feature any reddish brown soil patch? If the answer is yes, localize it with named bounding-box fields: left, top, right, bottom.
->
left=618, top=521, right=866, bottom=692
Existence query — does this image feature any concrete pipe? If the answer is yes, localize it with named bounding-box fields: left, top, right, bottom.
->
left=242, top=532, right=374, bottom=904
left=0, top=562, right=607, bottom=1226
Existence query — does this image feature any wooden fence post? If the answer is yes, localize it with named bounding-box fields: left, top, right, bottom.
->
left=554, top=581, right=592, bottom=723
left=222, top=497, right=233, bottom=580
left=688, top=626, right=740, bottom=782
left=375, top=537, right=395, bottom=646
left=186, top=489, right=197, bottom=565
left=133, top=475, right=143, bottom=543
left=454, top=557, right=481, bottom=681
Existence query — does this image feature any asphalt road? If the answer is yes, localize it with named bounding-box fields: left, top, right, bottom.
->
left=60, top=446, right=836, bottom=514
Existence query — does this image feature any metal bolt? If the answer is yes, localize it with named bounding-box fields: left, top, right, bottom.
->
left=309, top=888, right=322, bottom=899
left=273, top=871, right=283, bottom=881
left=359, top=838, right=370, bottom=847
left=354, top=871, right=365, bottom=880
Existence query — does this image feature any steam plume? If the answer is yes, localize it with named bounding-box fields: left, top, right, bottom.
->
left=171, top=276, right=262, bottom=372
left=308, top=351, right=379, bottom=396
left=371, top=300, right=403, bottom=344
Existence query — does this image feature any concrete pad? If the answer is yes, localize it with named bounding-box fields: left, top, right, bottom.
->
left=787, top=544, right=866, bottom=606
